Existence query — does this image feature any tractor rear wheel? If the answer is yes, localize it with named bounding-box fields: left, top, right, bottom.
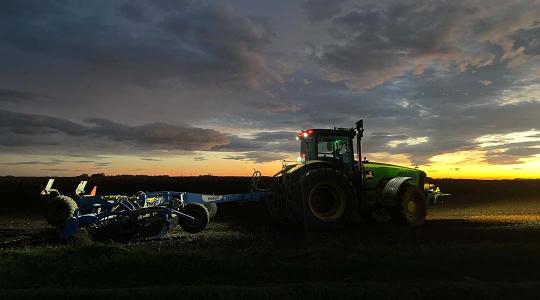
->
left=396, top=185, right=426, bottom=226
left=179, top=203, right=209, bottom=234
left=291, top=167, right=356, bottom=230
left=44, top=195, right=77, bottom=227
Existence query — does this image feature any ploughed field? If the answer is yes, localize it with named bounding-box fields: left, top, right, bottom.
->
left=1, top=176, right=540, bottom=299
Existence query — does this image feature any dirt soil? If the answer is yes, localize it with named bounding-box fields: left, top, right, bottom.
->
left=2, top=177, right=540, bottom=299
left=2, top=196, right=540, bottom=248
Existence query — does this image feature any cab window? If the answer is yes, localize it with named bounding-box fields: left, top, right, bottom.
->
left=317, top=137, right=353, bottom=169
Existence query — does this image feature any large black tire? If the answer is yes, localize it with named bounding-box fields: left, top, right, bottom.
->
left=395, top=185, right=426, bottom=226
left=85, top=215, right=134, bottom=243
left=179, top=203, right=209, bottom=234
left=132, top=207, right=171, bottom=240
left=289, top=167, right=357, bottom=230
left=44, top=195, right=77, bottom=227
left=203, top=203, right=218, bottom=219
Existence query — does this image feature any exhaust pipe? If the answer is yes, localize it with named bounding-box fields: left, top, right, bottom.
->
left=356, top=120, right=364, bottom=180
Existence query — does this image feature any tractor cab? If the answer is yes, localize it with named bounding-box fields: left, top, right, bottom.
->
left=297, top=127, right=358, bottom=173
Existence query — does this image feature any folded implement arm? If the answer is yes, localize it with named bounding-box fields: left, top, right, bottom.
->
left=425, top=184, right=451, bottom=205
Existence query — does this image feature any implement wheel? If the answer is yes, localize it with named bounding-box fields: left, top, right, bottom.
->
left=179, top=203, right=209, bottom=234
left=396, top=185, right=426, bottom=226
left=204, top=203, right=218, bottom=219
left=44, top=195, right=77, bottom=227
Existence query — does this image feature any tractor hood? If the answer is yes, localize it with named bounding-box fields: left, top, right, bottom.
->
left=280, top=160, right=426, bottom=189
left=363, top=161, right=423, bottom=173
left=362, top=161, right=426, bottom=189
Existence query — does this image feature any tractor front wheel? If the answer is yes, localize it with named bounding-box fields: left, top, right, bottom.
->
left=396, top=185, right=426, bottom=226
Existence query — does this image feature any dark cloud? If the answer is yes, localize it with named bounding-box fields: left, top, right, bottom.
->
left=140, top=158, right=163, bottom=162
left=310, top=0, right=538, bottom=88
left=301, top=0, right=346, bottom=22
left=512, top=23, right=540, bottom=55
left=212, top=131, right=297, bottom=162
left=0, top=88, right=39, bottom=103
left=212, top=136, right=261, bottom=152
left=0, top=110, right=297, bottom=163
left=483, top=143, right=540, bottom=165
left=317, top=1, right=475, bottom=87
left=223, top=151, right=285, bottom=163
left=86, top=118, right=231, bottom=151
left=40, top=168, right=70, bottom=172
left=252, top=131, right=297, bottom=142
left=193, top=156, right=207, bottom=161
left=0, top=110, right=87, bottom=137
left=0, top=0, right=274, bottom=87
left=0, top=110, right=229, bottom=153
left=117, top=1, right=146, bottom=21
left=248, top=100, right=301, bottom=113
left=502, top=147, right=540, bottom=157
left=1, top=160, right=62, bottom=166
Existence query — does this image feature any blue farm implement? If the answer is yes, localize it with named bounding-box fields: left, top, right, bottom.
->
left=41, top=174, right=268, bottom=242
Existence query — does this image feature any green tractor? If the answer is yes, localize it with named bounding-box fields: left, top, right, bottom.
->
left=267, top=120, right=429, bottom=230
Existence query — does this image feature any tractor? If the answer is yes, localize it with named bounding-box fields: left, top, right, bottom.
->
left=266, top=120, right=429, bottom=230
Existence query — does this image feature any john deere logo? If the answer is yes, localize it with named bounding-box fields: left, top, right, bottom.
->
left=365, top=170, right=375, bottom=180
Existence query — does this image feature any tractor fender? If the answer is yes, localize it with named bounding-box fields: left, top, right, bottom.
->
left=281, top=160, right=339, bottom=184
left=380, top=177, right=414, bottom=206
left=285, top=160, right=338, bottom=176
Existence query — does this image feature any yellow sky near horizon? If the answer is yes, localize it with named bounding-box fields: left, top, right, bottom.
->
left=2, top=149, right=539, bottom=179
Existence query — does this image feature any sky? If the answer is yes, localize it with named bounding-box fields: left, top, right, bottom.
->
left=0, top=0, right=539, bottom=179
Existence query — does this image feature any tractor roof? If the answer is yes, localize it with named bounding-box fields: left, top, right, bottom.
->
left=297, top=128, right=356, bottom=139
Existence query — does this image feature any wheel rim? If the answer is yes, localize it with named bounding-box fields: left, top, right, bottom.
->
left=407, top=200, right=417, bottom=215
left=308, top=181, right=346, bottom=221
left=186, top=208, right=203, bottom=228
